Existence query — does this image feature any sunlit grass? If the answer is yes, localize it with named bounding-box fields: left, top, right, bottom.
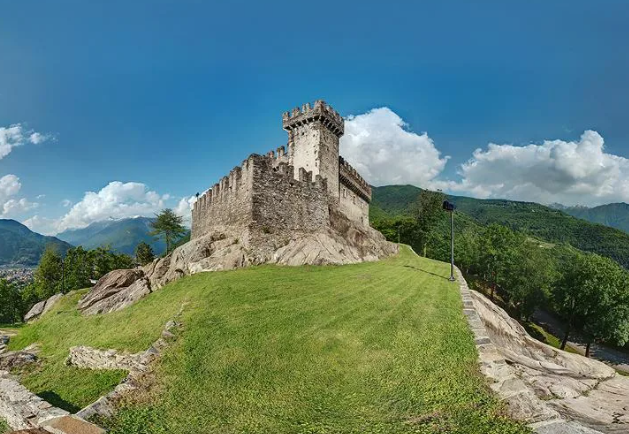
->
left=9, top=247, right=530, bottom=433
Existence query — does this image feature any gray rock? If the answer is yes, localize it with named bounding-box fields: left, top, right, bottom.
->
left=77, top=269, right=145, bottom=315
left=24, top=293, right=63, bottom=322
left=465, top=277, right=628, bottom=433
left=0, top=351, right=37, bottom=371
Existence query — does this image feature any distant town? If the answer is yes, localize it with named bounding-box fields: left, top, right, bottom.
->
left=0, top=268, right=34, bottom=288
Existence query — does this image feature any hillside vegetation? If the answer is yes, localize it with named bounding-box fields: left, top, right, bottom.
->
left=5, top=247, right=528, bottom=434
left=559, top=202, right=629, bottom=234
left=0, top=219, right=72, bottom=267
left=371, top=185, right=629, bottom=268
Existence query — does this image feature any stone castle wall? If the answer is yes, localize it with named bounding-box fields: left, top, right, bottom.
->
left=338, top=157, right=371, bottom=225
left=192, top=152, right=329, bottom=239
left=191, top=157, right=255, bottom=239
left=284, top=101, right=343, bottom=201
left=192, top=100, right=373, bottom=240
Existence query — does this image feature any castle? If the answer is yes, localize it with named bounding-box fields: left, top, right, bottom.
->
left=191, top=100, right=373, bottom=241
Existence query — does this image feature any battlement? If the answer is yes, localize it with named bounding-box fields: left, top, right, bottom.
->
left=282, top=100, right=344, bottom=137
left=339, top=156, right=372, bottom=203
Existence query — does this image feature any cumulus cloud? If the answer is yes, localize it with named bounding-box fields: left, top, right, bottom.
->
left=0, top=174, right=21, bottom=202
left=55, top=181, right=169, bottom=232
left=174, top=195, right=198, bottom=227
left=0, top=174, right=40, bottom=218
left=340, top=107, right=449, bottom=187
left=443, top=130, right=629, bottom=206
left=0, top=124, right=50, bottom=160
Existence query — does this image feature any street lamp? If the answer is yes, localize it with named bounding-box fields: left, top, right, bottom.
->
left=442, top=200, right=456, bottom=282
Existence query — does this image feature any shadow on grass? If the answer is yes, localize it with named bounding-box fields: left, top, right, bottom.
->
left=402, top=264, right=451, bottom=281
left=38, top=391, right=81, bottom=413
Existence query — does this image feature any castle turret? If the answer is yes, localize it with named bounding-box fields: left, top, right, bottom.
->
left=282, top=100, right=344, bottom=200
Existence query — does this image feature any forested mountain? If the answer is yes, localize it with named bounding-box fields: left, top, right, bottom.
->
left=553, top=202, right=629, bottom=234
left=56, top=217, right=166, bottom=256
left=371, top=185, right=629, bottom=268
left=0, top=219, right=72, bottom=267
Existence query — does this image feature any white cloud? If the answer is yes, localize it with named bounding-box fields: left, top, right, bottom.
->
left=0, top=124, right=50, bottom=160
left=54, top=181, right=169, bottom=233
left=174, top=194, right=201, bottom=227
left=61, top=199, right=72, bottom=207
left=23, top=215, right=58, bottom=236
left=340, top=107, right=449, bottom=187
left=0, top=174, right=40, bottom=218
left=2, top=198, right=38, bottom=216
left=443, top=130, right=629, bottom=206
left=0, top=174, right=21, bottom=202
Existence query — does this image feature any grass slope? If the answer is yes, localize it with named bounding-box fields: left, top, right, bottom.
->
left=8, top=248, right=528, bottom=433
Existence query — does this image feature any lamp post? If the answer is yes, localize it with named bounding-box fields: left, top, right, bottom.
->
left=442, top=200, right=456, bottom=282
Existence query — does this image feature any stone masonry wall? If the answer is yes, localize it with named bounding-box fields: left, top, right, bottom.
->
left=284, top=100, right=343, bottom=201
left=338, top=157, right=371, bottom=226
left=191, top=156, right=256, bottom=239
left=192, top=153, right=330, bottom=240
left=250, top=155, right=329, bottom=233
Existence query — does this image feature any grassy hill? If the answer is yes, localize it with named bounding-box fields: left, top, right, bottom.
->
left=371, top=185, right=629, bottom=268
left=57, top=217, right=168, bottom=256
left=558, top=202, right=629, bottom=234
left=0, top=219, right=72, bottom=267
left=4, top=248, right=529, bottom=434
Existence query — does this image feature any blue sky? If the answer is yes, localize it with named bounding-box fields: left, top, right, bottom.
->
left=1, top=1, right=629, bottom=234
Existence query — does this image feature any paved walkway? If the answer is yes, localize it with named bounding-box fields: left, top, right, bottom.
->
left=532, top=309, right=629, bottom=374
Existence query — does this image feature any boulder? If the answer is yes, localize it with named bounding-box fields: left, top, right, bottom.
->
left=24, top=293, right=63, bottom=322
left=77, top=269, right=145, bottom=315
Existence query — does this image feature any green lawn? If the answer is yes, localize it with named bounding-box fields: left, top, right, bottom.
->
left=7, top=247, right=529, bottom=433
left=0, top=418, right=8, bottom=434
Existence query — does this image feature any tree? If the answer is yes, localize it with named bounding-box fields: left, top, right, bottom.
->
left=34, top=245, right=63, bottom=299
left=415, top=190, right=445, bottom=256
left=456, top=228, right=480, bottom=275
left=135, top=242, right=155, bottom=265
left=478, top=224, right=521, bottom=301
left=150, top=209, right=187, bottom=253
left=64, top=247, right=92, bottom=290
left=0, top=279, right=22, bottom=324
left=553, top=252, right=629, bottom=356
left=503, top=240, right=553, bottom=320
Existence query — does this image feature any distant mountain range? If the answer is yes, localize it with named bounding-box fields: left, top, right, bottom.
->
left=371, top=185, right=629, bottom=269
left=550, top=202, right=629, bottom=234
left=0, top=219, right=72, bottom=267
left=56, top=217, right=166, bottom=256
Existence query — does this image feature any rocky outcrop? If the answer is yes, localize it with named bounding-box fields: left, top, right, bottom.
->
left=24, top=293, right=63, bottom=322
left=78, top=215, right=397, bottom=315
left=77, top=269, right=147, bottom=315
left=458, top=268, right=629, bottom=433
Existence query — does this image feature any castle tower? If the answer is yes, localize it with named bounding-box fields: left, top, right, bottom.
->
left=282, top=100, right=344, bottom=200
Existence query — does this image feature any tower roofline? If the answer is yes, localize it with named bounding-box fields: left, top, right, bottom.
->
left=282, top=100, right=344, bottom=137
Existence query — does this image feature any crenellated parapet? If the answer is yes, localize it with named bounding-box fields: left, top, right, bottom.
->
left=339, top=156, right=371, bottom=203
left=282, top=100, right=344, bottom=137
